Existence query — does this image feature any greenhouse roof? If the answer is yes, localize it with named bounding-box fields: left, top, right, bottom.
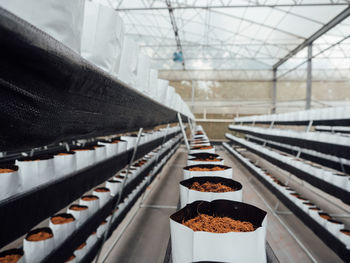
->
left=106, top=0, right=350, bottom=79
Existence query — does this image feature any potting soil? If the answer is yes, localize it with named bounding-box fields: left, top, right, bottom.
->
left=0, top=168, right=15, bottom=173
left=189, top=181, right=235, bottom=192
left=188, top=167, right=225, bottom=172
left=27, top=231, right=53, bottom=241
left=182, top=214, right=255, bottom=233
left=51, top=216, right=75, bottom=224
left=0, top=254, right=22, bottom=263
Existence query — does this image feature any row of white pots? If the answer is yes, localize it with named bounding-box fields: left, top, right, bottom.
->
left=245, top=134, right=350, bottom=168
left=170, top=126, right=267, bottom=263
left=234, top=106, right=350, bottom=123
left=0, top=1, right=194, bottom=120
left=0, top=128, right=181, bottom=202
left=229, top=124, right=350, bottom=149
left=0, top=134, right=183, bottom=263
left=226, top=133, right=350, bottom=192
left=223, top=142, right=350, bottom=251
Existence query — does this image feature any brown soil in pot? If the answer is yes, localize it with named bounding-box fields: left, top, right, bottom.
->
left=94, top=187, right=110, bottom=192
left=189, top=182, right=236, bottom=192
left=76, top=242, right=86, bottom=250
left=51, top=216, right=75, bottom=225
left=73, top=149, right=91, bottom=152
left=319, top=213, right=332, bottom=220
left=81, top=195, right=99, bottom=201
left=192, top=158, right=221, bottom=162
left=101, top=220, right=108, bottom=225
left=182, top=214, right=255, bottom=233
left=341, top=229, right=350, bottom=236
left=56, top=153, right=71, bottom=156
left=189, top=166, right=225, bottom=172
left=303, top=202, right=314, bottom=207
left=65, top=255, right=76, bottom=262
left=70, top=204, right=88, bottom=211
left=0, top=168, right=15, bottom=174
left=191, top=146, right=213, bottom=150
left=27, top=230, right=53, bottom=242
left=0, top=254, right=22, bottom=263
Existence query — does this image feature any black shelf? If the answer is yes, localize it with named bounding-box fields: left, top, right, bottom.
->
left=229, top=126, right=350, bottom=160
left=0, top=8, right=188, bottom=152
left=0, top=131, right=179, bottom=248
left=224, top=143, right=350, bottom=263
left=225, top=134, right=350, bottom=206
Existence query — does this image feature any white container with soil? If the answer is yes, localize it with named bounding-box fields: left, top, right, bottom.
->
left=92, top=145, right=107, bottom=163
left=0, top=164, right=21, bottom=202
left=67, top=204, right=89, bottom=227
left=187, top=153, right=224, bottom=166
left=183, top=164, right=233, bottom=180
left=49, top=213, right=76, bottom=246
left=80, top=195, right=100, bottom=216
left=74, top=242, right=88, bottom=261
left=189, top=146, right=215, bottom=155
left=53, top=151, right=77, bottom=178
left=72, top=147, right=96, bottom=170
left=23, top=227, right=55, bottom=263
left=180, top=176, right=243, bottom=208
left=16, top=155, right=55, bottom=192
left=93, top=187, right=111, bottom=207
left=170, top=200, right=267, bottom=263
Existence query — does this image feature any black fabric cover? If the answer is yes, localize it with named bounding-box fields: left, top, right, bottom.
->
left=0, top=8, right=185, bottom=152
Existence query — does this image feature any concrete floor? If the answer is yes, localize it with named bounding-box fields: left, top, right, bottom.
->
left=98, top=145, right=344, bottom=263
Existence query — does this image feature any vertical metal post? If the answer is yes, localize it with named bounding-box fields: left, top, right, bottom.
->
left=191, top=80, right=195, bottom=113
left=177, top=112, right=190, bottom=150
left=306, top=44, right=313, bottom=110
left=95, top=128, right=143, bottom=263
left=272, top=68, right=277, bottom=114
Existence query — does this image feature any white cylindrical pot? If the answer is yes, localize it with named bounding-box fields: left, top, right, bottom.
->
left=179, top=176, right=243, bottom=208
left=325, top=219, right=344, bottom=237
left=72, top=148, right=95, bottom=170
left=97, top=220, right=108, bottom=238
left=106, top=179, right=122, bottom=196
left=15, top=157, right=39, bottom=192
left=81, top=1, right=124, bottom=74
left=23, top=228, right=55, bottom=263
left=170, top=200, right=267, bottom=263
left=339, top=230, right=350, bottom=249
left=37, top=155, right=55, bottom=185
left=331, top=173, right=348, bottom=189
left=183, top=164, right=233, bottom=180
left=49, top=213, right=76, bottom=246
left=86, top=232, right=98, bottom=250
left=121, top=136, right=137, bottom=150
left=308, top=207, right=322, bottom=221
left=0, top=0, right=85, bottom=53
left=98, top=141, right=118, bottom=158
left=0, top=164, right=21, bottom=202
left=54, top=152, right=77, bottom=178
left=93, top=187, right=111, bottom=207
left=80, top=195, right=100, bottom=215
left=74, top=242, right=88, bottom=261
left=67, top=204, right=89, bottom=228
left=93, top=145, right=107, bottom=163
left=316, top=212, right=332, bottom=227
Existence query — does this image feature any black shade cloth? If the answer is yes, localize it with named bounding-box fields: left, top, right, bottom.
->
left=0, top=8, right=186, bottom=152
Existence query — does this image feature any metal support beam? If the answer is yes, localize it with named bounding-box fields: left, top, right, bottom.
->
left=273, top=6, right=350, bottom=69
left=272, top=68, right=277, bottom=114
left=165, top=0, right=185, bottom=70
left=306, top=44, right=313, bottom=110
left=116, top=3, right=349, bottom=11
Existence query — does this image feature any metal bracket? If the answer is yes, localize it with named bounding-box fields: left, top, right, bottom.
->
left=94, top=128, right=143, bottom=263
left=177, top=112, right=190, bottom=151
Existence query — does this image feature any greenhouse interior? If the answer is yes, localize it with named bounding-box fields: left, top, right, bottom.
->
left=1, top=0, right=350, bottom=262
